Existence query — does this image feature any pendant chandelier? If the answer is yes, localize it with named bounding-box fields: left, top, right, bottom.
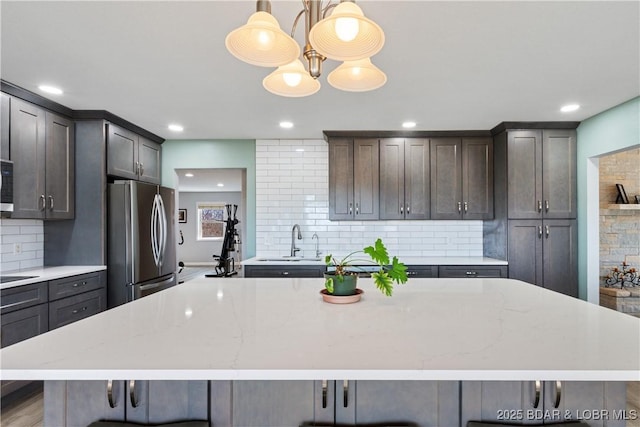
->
left=225, top=0, right=386, bottom=97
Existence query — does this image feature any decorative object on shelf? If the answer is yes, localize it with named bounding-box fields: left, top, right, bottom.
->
left=635, top=195, right=640, bottom=204
left=604, top=261, right=639, bottom=288
left=178, top=209, right=187, bottom=223
left=615, top=183, right=629, bottom=204
left=323, top=238, right=408, bottom=298
left=225, top=0, right=386, bottom=97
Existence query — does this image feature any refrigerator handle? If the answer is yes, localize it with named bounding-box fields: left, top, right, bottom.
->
left=151, top=195, right=160, bottom=267
left=157, top=194, right=168, bottom=267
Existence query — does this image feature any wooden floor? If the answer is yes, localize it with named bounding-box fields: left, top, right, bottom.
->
left=1, top=382, right=638, bottom=426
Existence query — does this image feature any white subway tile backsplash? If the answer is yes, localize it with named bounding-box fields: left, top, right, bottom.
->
left=0, top=219, right=44, bottom=272
left=255, top=139, right=484, bottom=258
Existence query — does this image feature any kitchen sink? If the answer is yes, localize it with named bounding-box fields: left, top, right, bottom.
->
left=0, top=275, right=39, bottom=283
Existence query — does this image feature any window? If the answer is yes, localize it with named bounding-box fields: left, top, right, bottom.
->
left=197, top=202, right=225, bottom=241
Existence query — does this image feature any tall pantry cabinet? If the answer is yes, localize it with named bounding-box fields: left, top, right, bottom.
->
left=486, top=124, right=578, bottom=297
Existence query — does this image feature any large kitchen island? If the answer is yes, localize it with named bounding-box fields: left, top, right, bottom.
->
left=1, top=277, right=638, bottom=426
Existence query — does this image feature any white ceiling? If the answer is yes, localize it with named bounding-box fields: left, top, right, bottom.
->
left=1, top=1, right=639, bottom=143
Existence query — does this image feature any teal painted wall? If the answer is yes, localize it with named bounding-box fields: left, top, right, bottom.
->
left=576, top=97, right=640, bottom=299
left=161, top=139, right=256, bottom=258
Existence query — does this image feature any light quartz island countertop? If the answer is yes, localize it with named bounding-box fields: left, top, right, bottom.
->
left=1, top=276, right=638, bottom=382
left=0, top=265, right=107, bottom=290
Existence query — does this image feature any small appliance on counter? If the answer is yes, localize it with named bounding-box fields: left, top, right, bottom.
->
left=107, top=180, right=177, bottom=308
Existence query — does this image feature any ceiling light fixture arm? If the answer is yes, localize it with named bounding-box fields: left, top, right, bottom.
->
left=304, top=0, right=326, bottom=78
left=256, top=0, right=271, bottom=14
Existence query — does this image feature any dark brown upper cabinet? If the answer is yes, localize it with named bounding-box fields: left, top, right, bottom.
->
left=10, top=98, right=74, bottom=219
left=430, top=137, right=493, bottom=220
left=507, top=129, right=576, bottom=219
left=107, top=123, right=161, bottom=184
left=329, top=138, right=379, bottom=220
left=379, top=138, right=430, bottom=220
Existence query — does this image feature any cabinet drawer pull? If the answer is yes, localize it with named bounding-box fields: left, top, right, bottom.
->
left=545, top=200, right=550, bottom=212
left=343, top=380, right=349, bottom=408
left=129, top=379, right=139, bottom=408
left=553, top=380, right=562, bottom=408
left=40, top=194, right=46, bottom=211
left=321, top=379, right=328, bottom=409
left=281, top=271, right=289, bottom=276
left=72, top=306, right=88, bottom=315
left=407, top=271, right=418, bottom=276
left=533, top=380, right=541, bottom=408
left=48, top=195, right=54, bottom=210
left=465, top=271, right=477, bottom=276
left=72, top=281, right=88, bottom=288
left=537, top=200, right=542, bottom=212
left=107, top=380, right=117, bottom=408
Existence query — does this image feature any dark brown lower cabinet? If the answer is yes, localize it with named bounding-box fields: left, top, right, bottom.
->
left=508, top=219, right=577, bottom=297
left=438, top=265, right=507, bottom=278
left=461, top=381, right=627, bottom=426
left=243, top=265, right=326, bottom=278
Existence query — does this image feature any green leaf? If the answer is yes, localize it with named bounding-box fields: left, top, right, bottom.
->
left=325, top=277, right=334, bottom=294
left=371, top=271, right=393, bottom=296
left=324, top=254, right=333, bottom=266
left=387, top=256, right=408, bottom=284
left=363, top=238, right=390, bottom=266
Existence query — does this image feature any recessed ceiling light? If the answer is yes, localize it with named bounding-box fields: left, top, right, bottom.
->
left=560, top=104, right=580, bottom=113
left=185, top=173, right=194, bottom=178
left=279, top=121, right=294, bottom=129
left=38, top=85, right=63, bottom=95
left=217, top=183, right=224, bottom=187
left=402, top=121, right=416, bottom=128
left=168, top=124, right=184, bottom=132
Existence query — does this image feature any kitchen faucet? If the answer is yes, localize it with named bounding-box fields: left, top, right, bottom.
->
left=291, top=224, right=302, bottom=257
left=312, top=233, right=321, bottom=258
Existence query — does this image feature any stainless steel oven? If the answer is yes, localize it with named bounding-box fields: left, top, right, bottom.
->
left=0, top=160, right=13, bottom=216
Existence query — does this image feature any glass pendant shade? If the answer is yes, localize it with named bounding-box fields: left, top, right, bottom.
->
left=263, top=60, right=321, bottom=97
left=308, top=2, right=385, bottom=61
left=225, top=11, right=300, bottom=67
left=327, top=58, right=386, bottom=92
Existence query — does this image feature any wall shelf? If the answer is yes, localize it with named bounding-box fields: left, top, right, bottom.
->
left=606, top=204, right=640, bottom=210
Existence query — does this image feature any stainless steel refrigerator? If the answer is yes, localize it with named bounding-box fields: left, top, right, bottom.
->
left=107, top=180, right=177, bottom=308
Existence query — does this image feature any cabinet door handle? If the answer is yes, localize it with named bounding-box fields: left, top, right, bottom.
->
left=135, top=161, right=140, bottom=175
left=129, top=379, right=139, bottom=408
left=48, top=196, right=54, bottom=210
left=537, top=200, right=542, bottom=212
left=321, top=379, right=328, bottom=408
left=553, top=380, right=562, bottom=408
left=538, top=226, right=543, bottom=238
left=545, top=225, right=550, bottom=238
left=71, top=306, right=88, bottom=315
left=349, top=203, right=353, bottom=215
left=107, top=380, right=117, bottom=408
left=355, top=203, right=359, bottom=215
left=139, top=163, right=144, bottom=176
left=40, top=194, right=46, bottom=211
left=545, top=200, right=550, bottom=212
left=533, top=380, right=541, bottom=408
left=464, top=201, right=468, bottom=213
left=400, top=205, right=403, bottom=215
left=406, top=205, right=410, bottom=214
left=457, top=201, right=462, bottom=213
left=343, top=380, right=349, bottom=408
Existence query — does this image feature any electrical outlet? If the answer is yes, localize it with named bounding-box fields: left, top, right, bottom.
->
left=13, top=243, right=22, bottom=254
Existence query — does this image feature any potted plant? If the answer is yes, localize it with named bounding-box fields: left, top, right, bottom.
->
left=324, top=238, right=408, bottom=297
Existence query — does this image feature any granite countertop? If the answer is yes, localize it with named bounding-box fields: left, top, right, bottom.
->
left=0, top=265, right=107, bottom=290
left=1, top=276, right=638, bottom=382
left=242, top=256, right=508, bottom=266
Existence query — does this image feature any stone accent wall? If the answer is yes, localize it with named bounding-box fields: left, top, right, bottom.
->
left=599, top=148, right=640, bottom=284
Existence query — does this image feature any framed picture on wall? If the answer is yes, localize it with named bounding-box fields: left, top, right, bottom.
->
left=615, top=184, right=629, bottom=204
left=178, top=209, right=187, bottom=223
left=197, top=203, right=225, bottom=240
